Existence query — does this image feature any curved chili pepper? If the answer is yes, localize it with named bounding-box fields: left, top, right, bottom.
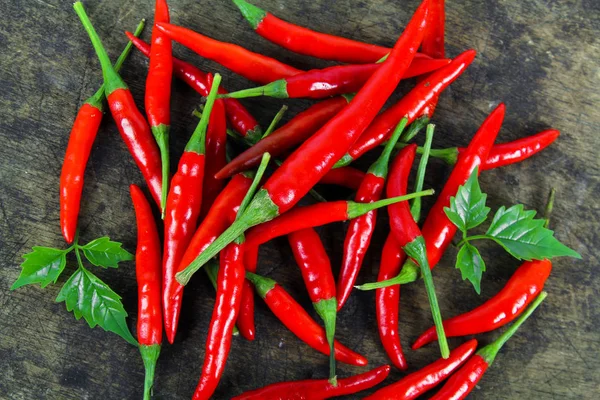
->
left=163, top=75, right=222, bottom=344
left=176, top=0, right=432, bottom=284
left=222, top=58, right=450, bottom=100
left=200, top=97, right=227, bottom=219
left=233, top=365, right=391, bottom=400
left=430, top=292, right=547, bottom=400
left=334, top=49, right=476, bottom=167
left=337, top=118, right=408, bottom=311
left=130, top=185, right=162, bottom=400
left=155, top=22, right=302, bottom=84
left=422, top=0, right=445, bottom=59
left=317, top=167, right=366, bottom=191
left=237, top=245, right=259, bottom=341
left=60, top=21, right=145, bottom=244
left=365, top=339, right=477, bottom=400
left=245, top=272, right=367, bottom=366
left=74, top=4, right=163, bottom=209
left=126, top=33, right=262, bottom=140
left=288, top=228, right=338, bottom=383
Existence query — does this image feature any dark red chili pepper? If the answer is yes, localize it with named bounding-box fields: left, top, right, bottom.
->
left=221, top=58, right=451, bottom=100
left=162, top=75, right=222, bottom=344
left=422, top=0, right=445, bottom=59
left=130, top=184, right=162, bottom=400
left=337, top=118, right=408, bottom=311
left=233, top=365, right=391, bottom=400
left=245, top=272, right=368, bottom=366
left=155, top=22, right=302, bottom=84
left=126, top=32, right=262, bottom=140
left=74, top=4, right=163, bottom=209
left=176, top=0, right=432, bottom=284
left=216, top=96, right=350, bottom=179
left=365, top=339, right=477, bottom=400
left=334, top=49, right=476, bottom=167
left=317, top=167, right=366, bottom=191
left=430, top=292, right=547, bottom=400
left=60, top=21, right=145, bottom=244
left=288, top=228, right=338, bottom=383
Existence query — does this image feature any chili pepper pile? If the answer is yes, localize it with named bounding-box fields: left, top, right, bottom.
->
left=12, top=0, right=583, bottom=399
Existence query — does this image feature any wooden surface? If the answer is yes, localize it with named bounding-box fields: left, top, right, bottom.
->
left=1, top=0, right=599, bottom=399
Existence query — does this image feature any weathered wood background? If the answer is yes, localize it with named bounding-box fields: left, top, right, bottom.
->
left=1, top=0, right=599, bottom=399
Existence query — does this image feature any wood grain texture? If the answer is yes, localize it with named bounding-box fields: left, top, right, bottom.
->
left=1, top=0, right=598, bottom=399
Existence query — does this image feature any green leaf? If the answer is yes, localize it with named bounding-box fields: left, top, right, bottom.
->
left=485, top=204, right=581, bottom=260
left=455, top=243, right=486, bottom=294
left=11, top=247, right=68, bottom=290
left=81, top=237, right=133, bottom=268
left=444, top=167, right=490, bottom=233
left=56, top=267, right=138, bottom=346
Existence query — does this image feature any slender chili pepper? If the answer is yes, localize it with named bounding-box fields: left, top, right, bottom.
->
left=334, top=49, right=476, bottom=168
left=60, top=20, right=145, bottom=244
left=146, top=0, right=173, bottom=216
left=233, top=365, right=391, bottom=400
left=130, top=184, right=162, bottom=400
left=430, top=292, right=548, bottom=400
left=337, top=118, right=408, bottom=311
left=126, top=33, right=262, bottom=140
left=162, top=75, right=222, bottom=344
left=176, top=0, right=432, bottom=284
left=317, top=167, right=366, bottom=191
left=155, top=22, right=302, bottom=85
left=237, top=245, right=259, bottom=340
left=245, top=272, right=368, bottom=366
left=74, top=3, right=163, bottom=209
left=365, top=340, right=477, bottom=400
left=422, top=0, right=445, bottom=59
left=221, top=58, right=450, bottom=100
left=204, top=259, right=239, bottom=336
left=288, top=228, right=338, bottom=383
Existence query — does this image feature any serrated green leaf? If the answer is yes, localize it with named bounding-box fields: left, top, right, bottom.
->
left=56, top=267, right=138, bottom=346
left=444, top=167, right=490, bottom=233
left=456, top=243, right=486, bottom=294
left=485, top=204, right=581, bottom=260
left=11, top=247, right=68, bottom=290
left=81, top=237, right=133, bottom=268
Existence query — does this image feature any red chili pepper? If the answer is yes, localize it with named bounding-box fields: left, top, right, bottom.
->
left=60, top=21, right=145, bottom=244
left=245, top=272, right=367, bottom=366
left=74, top=4, right=163, bottom=209
left=176, top=0, right=432, bottom=284
left=365, top=339, right=477, bottom=400
left=126, top=33, right=262, bottom=140
left=430, top=292, right=548, bottom=400
left=162, top=75, right=222, bottom=344
left=155, top=22, right=302, bottom=85
left=337, top=118, right=408, bottom=311
left=233, top=365, right=391, bottom=400
left=221, top=58, right=451, bottom=100
left=288, top=228, right=338, bottom=383
left=422, top=0, right=445, bottom=59
left=334, top=49, right=476, bottom=167
left=216, top=96, right=350, bottom=179
left=317, top=167, right=366, bottom=191
left=236, top=245, right=260, bottom=341
left=130, top=184, right=162, bottom=400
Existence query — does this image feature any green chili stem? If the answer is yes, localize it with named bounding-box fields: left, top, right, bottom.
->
left=410, top=124, right=435, bottom=221
left=236, top=153, right=271, bottom=221
left=314, top=298, right=337, bottom=386
left=400, top=115, right=429, bottom=143
left=139, top=344, right=160, bottom=400
left=347, top=189, right=435, bottom=219
left=185, top=74, right=222, bottom=154
left=354, top=260, right=419, bottom=290
left=261, top=105, right=288, bottom=140
left=368, top=118, right=408, bottom=178
left=544, top=188, right=556, bottom=228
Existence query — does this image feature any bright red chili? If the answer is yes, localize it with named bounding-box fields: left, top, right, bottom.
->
left=337, top=118, right=408, bottom=311
left=74, top=4, right=163, bottom=209
left=175, top=0, right=432, bottom=284
left=365, top=339, right=477, bottom=400
left=237, top=245, right=260, bottom=341
left=233, top=365, right=391, bottom=400
left=126, top=33, right=261, bottom=140
left=334, top=49, right=476, bottom=167
left=222, top=58, right=451, bottom=100
left=422, top=0, right=445, bottom=59
left=130, top=184, right=162, bottom=400
left=430, top=292, right=547, bottom=400
left=317, top=167, right=366, bottom=191
left=155, top=22, right=302, bottom=84
left=245, top=272, right=367, bottom=366
left=163, top=75, right=221, bottom=344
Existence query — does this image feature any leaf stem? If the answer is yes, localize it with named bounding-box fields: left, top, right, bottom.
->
left=457, top=235, right=490, bottom=247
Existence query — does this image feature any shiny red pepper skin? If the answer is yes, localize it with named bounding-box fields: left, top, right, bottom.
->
left=216, top=97, right=349, bottom=179
left=126, top=33, right=261, bottom=138
left=422, top=0, right=445, bottom=59
left=193, top=242, right=245, bottom=400
left=413, top=259, right=552, bottom=349
left=428, top=355, right=488, bottom=400
left=365, top=340, right=477, bottom=400
left=200, top=97, right=227, bottom=219
left=155, top=22, right=302, bottom=84
left=232, top=365, right=391, bottom=400
left=60, top=103, right=103, bottom=243
left=237, top=246, right=259, bottom=340
left=318, top=167, right=366, bottom=191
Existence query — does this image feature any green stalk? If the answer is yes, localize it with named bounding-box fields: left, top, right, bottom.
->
left=236, top=153, right=271, bottom=221
left=245, top=271, right=276, bottom=298
left=410, top=124, right=435, bottom=221
left=544, top=188, right=556, bottom=228
left=346, top=189, right=435, bottom=219
left=314, top=298, right=337, bottom=385
left=219, top=79, right=288, bottom=100
left=392, top=142, right=459, bottom=166
left=368, top=118, right=408, bottom=178
left=261, top=105, right=288, bottom=140
left=153, top=124, right=170, bottom=219
left=204, top=260, right=240, bottom=336
left=400, top=115, right=429, bottom=143
left=139, top=344, right=160, bottom=400
left=354, top=259, right=419, bottom=290
left=185, top=74, right=222, bottom=154
left=232, top=0, right=267, bottom=30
